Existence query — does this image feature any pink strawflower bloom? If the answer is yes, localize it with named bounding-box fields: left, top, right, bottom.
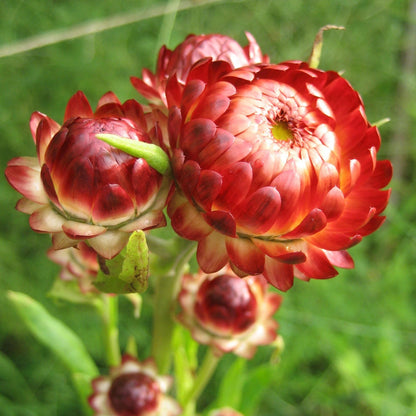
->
left=89, top=355, right=181, bottom=416
left=178, top=267, right=282, bottom=358
left=5, top=91, right=171, bottom=259
left=167, top=59, right=392, bottom=291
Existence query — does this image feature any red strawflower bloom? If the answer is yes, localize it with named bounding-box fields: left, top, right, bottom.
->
left=5, top=91, right=171, bottom=259
left=131, top=32, right=268, bottom=109
left=89, top=355, right=181, bottom=416
left=167, top=60, right=392, bottom=291
left=178, top=267, right=282, bottom=358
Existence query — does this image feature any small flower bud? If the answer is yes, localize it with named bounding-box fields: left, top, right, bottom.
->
left=178, top=267, right=282, bottom=358
left=89, top=355, right=181, bottom=416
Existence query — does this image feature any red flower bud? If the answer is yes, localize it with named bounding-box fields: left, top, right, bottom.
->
left=178, top=267, right=282, bottom=358
left=108, top=372, right=160, bottom=416
left=5, top=91, right=172, bottom=259
left=89, top=355, right=181, bottom=416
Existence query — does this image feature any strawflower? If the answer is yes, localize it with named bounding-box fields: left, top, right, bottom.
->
left=5, top=91, right=171, bottom=259
left=167, top=59, right=392, bottom=290
left=178, top=267, right=282, bottom=358
left=131, top=32, right=268, bottom=109
left=89, top=355, right=181, bottom=416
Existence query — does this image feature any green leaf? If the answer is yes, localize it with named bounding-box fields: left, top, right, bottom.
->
left=173, top=325, right=199, bottom=404
left=239, top=363, right=278, bottom=415
left=7, top=291, right=98, bottom=411
left=94, top=231, right=149, bottom=294
left=48, top=277, right=100, bottom=306
left=213, top=357, right=246, bottom=410
left=0, top=395, right=38, bottom=416
left=96, top=133, right=171, bottom=175
left=119, top=230, right=149, bottom=292
left=0, top=351, right=36, bottom=403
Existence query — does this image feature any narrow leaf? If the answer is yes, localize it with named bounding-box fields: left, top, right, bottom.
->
left=212, top=357, right=246, bottom=410
left=96, top=133, right=171, bottom=175
left=7, top=291, right=98, bottom=382
left=0, top=351, right=36, bottom=403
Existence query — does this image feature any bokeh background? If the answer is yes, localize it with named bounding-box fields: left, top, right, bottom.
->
left=0, top=0, right=415, bottom=415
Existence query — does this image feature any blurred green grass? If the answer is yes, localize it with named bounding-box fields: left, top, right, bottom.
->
left=0, top=0, right=415, bottom=415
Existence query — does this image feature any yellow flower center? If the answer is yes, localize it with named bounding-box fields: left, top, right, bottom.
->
left=271, top=121, right=293, bottom=141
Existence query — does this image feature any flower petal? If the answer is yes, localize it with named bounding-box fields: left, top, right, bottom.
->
left=295, top=245, right=338, bottom=279
left=194, top=170, right=223, bottom=211
left=197, top=232, right=228, bottom=273
left=119, top=211, right=166, bottom=232
left=263, top=257, right=294, bottom=291
left=62, top=221, right=107, bottom=240
left=29, top=206, right=66, bottom=232
left=169, top=194, right=212, bottom=240
left=215, top=162, right=253, bottom=209
left=324, top=249, right=354, bottom=269
left=282, top=208, right=327, bottom=239
left=234, top=187, right=281, bottom=234
left=88, top=230, right=130, bottom=259
left=226, top=237, right=264, bottom=275
left=202, top=210, right=236, bottom=237
left=64, top=91, right=93, bottom=121
left=5, top=157, right=48, bottom=204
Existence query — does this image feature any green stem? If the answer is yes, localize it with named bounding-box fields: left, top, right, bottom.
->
left=183, top=348, right=220, bottom=414
left=151, top=240, right=196, bottom=373
left=101, top=294, right=121, bottom=367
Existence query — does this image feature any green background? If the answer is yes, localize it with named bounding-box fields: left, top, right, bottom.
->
left=0, top=0, right=414, bottom=415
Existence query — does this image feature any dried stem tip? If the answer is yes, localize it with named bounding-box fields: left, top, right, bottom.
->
left=308, top=25, right=345, bottom=69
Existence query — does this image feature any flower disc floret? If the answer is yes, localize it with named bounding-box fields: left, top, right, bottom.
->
left=89, top=355, right=181, bottom=416
left=168, top=60, right=392, bottom=291
left=5, top=91, right=172, bottom=259
left=178, top=267, right=282, bottom=358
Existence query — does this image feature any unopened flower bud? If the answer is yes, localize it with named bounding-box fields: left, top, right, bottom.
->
left=5, top=91, right=172, bottom=260
left=89, top=355, right=181, bottom=416
left=178, top=267, right=282, bottom=358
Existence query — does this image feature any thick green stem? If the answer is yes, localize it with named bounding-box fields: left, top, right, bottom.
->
left=183, top=348, right=220, bottom=414
left=101, top=294, right=121, bottom=367
left=151, top=240, right=196, bottom=373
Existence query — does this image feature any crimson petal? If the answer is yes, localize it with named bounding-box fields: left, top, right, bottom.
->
left=194, top=170, right=223, bottom=211
left=263, top=257, right=294, bottom=291
left=226, top=237, right=265, bottom=275
left=197, top=232, right=228, bottom=273
left=91, top=184, right=134, bottom=225
left=216, top=162, right=252, bottom=209
left=283, top=208, right=327, bottom=239
left=203, top=210, right=236, bottom=237
left=234, top=187, right=281, bottom=234
left=296, top=245, right=338, bottom=279
left=64, top=91, right=93, bottom=121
